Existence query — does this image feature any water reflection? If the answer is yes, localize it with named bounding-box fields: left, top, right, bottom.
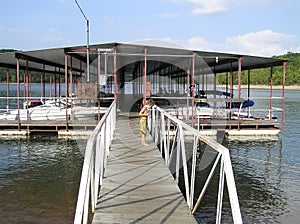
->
left=223, top=138, right=293, bottom=223
left=0, top=88, right=299, bottom=223
left=0, top=135, right=85, bottom=223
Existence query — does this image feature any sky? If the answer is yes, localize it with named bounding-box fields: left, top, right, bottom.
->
left=0, top=0, right=299, bottom=57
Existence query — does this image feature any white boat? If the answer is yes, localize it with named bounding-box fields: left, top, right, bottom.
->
left=57, top=99, right=113, bottom=120
left=0, top=103, right=71, bottom=121
left=167, top=104, right=231, bottom=119
left=166, top=90, right=230, bottom=119
left=72, top=105, right=109, bottom=120
left=0, top=100, right=109, bottom=121
left=232, top=111, right=255, bottom=120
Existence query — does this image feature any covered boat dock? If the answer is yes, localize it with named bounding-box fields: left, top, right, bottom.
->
left=0, top=42, right=288, bottom=136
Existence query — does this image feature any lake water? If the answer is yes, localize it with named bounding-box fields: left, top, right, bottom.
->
left=0, top=88, right=299, bottom=223
left=227, top=89, right=300, bottom=224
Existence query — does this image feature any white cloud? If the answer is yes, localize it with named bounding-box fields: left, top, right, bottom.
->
left=187, top=37, right=214, bottom=50
left=176, top=0, right=287, bottom=15
left=185, top=30, right=298, bottom=56
left=223, top=30, right=296, bottom=56
left=187, top=0, right=228, bottom=15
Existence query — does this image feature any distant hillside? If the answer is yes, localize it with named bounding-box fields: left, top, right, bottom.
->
left=217, top=52, right=300, bottom=86
left=0, top=49, right=299, bottom=85
left=275, top=52, right=300, bottom=85
left=0, top=49, right=17, bottom=53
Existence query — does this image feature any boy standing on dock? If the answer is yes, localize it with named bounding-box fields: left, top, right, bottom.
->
left=139, top=99, right=155, bottom=145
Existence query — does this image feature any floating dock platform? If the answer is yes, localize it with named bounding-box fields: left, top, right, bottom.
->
left=0, top=120, right=98, bottom=136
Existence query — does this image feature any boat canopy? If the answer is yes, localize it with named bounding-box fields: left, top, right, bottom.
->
left=0, top=42, right=288, bottom=77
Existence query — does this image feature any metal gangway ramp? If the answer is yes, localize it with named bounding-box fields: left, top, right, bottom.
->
left=92, top=113, right=196, bottom=223
left=74, top=101, right=242, bottom=223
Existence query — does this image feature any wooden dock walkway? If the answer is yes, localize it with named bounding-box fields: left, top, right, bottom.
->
left=92, top=113, right=197, bottom=223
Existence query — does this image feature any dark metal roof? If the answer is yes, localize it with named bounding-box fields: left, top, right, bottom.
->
left=0, top=42, right=287, bottom=76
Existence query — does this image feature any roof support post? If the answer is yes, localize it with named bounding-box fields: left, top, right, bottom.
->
left=65, top=54, right=68, bottom=97
left=25, top=60, right=29, bottom=102
left=6, top=69, right=10, bottom=111
left=97, top=49, right=101, bottom=87
left=86, top=19, right=90, bottom=82
left=50, top=74, right=53, bottom=98
left=281, top=61, right=287, bottom=129
left=186, top=69, right=190, bottom=120
left=64, top=53, right=69, bottom=131
left=16, top=58, right=21, bottom=131
left=143, top=47, right=147, bottom=105
left=237, top=57, right=243, bottom=130
left=97, top=49, right=101, bottom=122
left=29, top=71, right=32, bottom=99
left=213, top=66, right=217, bottom=109
left=191, top=53, right=195, bottom=127
left=54, top=68, right=57, bottom=98
left=247, top=69, right=251, bottom=117
left=229, top=63, right=233, bottom=120
left=59, top=68, right=62, bottom=97
left=237, top=57, right=243, bottom=99
left=41, top=64, right=45, bottom=101
left=113, top=48, right=117, bottom=101
left=70, top=56, right=73, bottom=95
left=269, top=67, right=273, bottom=120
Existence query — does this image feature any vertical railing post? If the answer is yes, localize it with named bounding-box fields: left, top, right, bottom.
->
left=216, top=155, right=225, bottom=224
left=94, top=133, right=101, bottom=208
left=179, top=125, right=191, bottom=207
left=223, top=149, right=243, bottom=224
left=166, top=118, right=171, bottom=164
left=151, top=107, right=155, bottom=141
left=83, top=168, right=90, bottom=224
left=175, top=125, right=181, bottom=183
left=190, top=135, right=198, bottom=209
left=162, top=115, right=168, bottom=165
left=90, top=146, right=95, bottom=213
left=99, top=127, right=106, bottom=186
left=160, top=113, right=165, bottom=154
left=154, top=109, right=159, bottom=145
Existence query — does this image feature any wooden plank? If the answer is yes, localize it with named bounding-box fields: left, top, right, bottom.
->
left=92, top=114, right=196, bottom=224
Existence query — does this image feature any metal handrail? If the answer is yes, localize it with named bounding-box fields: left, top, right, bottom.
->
left=149, top=105, right=243, bottom=224
left=74, top=100, right=116, bottom=224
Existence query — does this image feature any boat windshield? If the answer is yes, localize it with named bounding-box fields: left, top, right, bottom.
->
left=54, top=102, right=67, bottom=109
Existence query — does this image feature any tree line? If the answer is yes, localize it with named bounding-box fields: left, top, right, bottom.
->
left=1, top=49, right=299, bottom=85
left=216, top=52, right=300, bottom=86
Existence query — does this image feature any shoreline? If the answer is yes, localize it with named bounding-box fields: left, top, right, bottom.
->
left=217, top=84, right=300, bottom=90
